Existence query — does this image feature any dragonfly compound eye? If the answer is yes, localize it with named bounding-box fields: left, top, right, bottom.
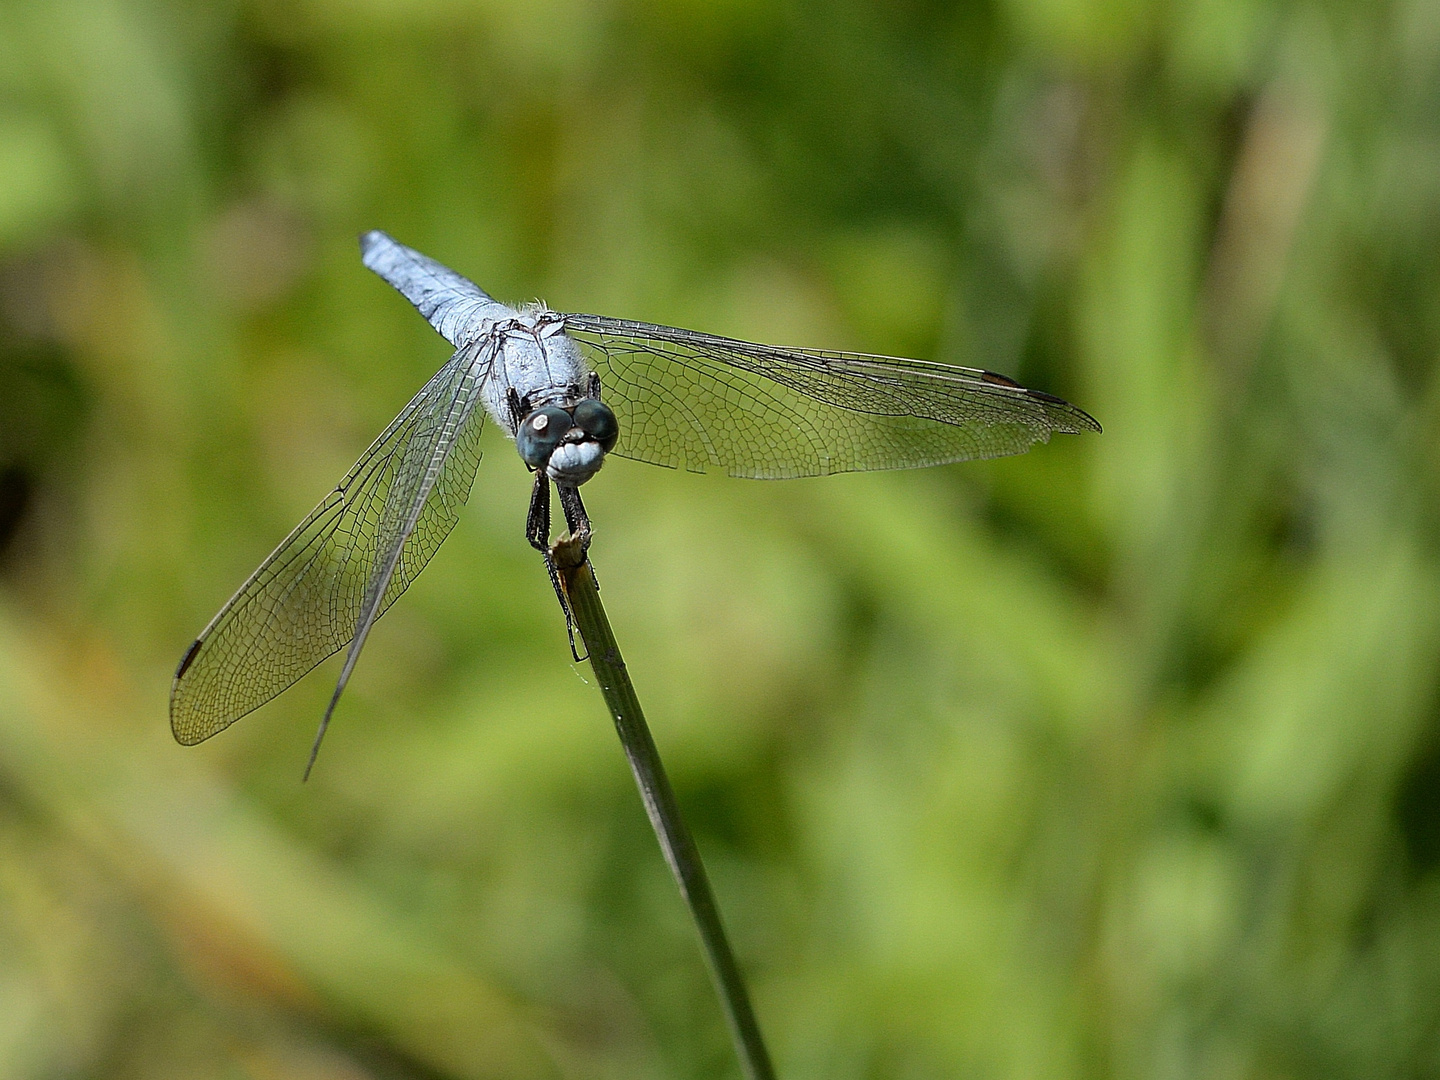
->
left=572, top=398, right=619, bottom=452
left=517, top=406, right=573, bottom=468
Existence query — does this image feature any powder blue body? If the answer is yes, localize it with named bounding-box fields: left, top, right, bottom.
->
left=360, top=230, right=605, bottom=485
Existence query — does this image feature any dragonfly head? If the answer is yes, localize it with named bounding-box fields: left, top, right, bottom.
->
left=516, top=397, right=619, bottom=485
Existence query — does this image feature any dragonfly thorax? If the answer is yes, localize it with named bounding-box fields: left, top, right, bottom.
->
left=486, top=307, right=618, bottom=485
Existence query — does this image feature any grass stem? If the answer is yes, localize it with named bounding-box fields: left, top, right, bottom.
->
left=553, top=536, right=776, bottom=1080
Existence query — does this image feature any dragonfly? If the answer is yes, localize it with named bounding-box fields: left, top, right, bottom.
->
left=170, top=231, right=1100, bottom=776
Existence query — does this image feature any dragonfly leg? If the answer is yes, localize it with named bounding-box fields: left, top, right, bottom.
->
left=507, top=387, right=529, bottom=436
left=528, top=471, right=586, bottom=659
left=526, top=470, right=551, bottom=552
left=555, top=483, right=594, bottom=660
left=587, top=371, right=602, bottom=398
left=556, top=482, right=592, bottom=556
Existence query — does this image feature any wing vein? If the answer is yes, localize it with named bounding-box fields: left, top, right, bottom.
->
left=170, top=345, right=491, bottom=745
left=564, top=314, right=1098, bottom=478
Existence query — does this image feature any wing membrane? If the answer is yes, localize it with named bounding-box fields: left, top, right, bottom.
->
left=170, top=348, right=489, bottom=745
left=564, top=314, right=1099, bottom=479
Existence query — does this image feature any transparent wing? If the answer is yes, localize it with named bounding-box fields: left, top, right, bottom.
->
left=170, top=348, right=489, bottom=745
left=563, top=314, right=1100, bottom=478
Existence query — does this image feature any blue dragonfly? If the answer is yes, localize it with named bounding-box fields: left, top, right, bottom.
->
left=171, top=231, right=1100, bottom=774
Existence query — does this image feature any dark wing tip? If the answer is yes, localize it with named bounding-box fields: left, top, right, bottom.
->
left=170, top=639, right=205, bottom=745
left=1023, top=388, right=1102, bottom=434
left=980, top=370, right=1023, bottom=388
left=175, top=638, right=202, bottom=680
left=1024, top=388, right=1066, bottom=405
left=979, top=370, right=1101, bottom=434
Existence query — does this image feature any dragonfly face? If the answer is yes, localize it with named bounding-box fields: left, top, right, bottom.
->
left=169, top=229, right=1100, bottom=775
left=514, top=397, right=619, bottom=484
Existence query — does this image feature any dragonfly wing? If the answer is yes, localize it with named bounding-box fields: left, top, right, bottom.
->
left=361, top=230, right=513, bottom=346
left=170, top=345, right=490, bottom=746
left=564, top=314, right=1100, bottom=479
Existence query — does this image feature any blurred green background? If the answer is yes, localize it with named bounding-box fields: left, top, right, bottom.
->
left=2, top=0, right=1440, bottom=1076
